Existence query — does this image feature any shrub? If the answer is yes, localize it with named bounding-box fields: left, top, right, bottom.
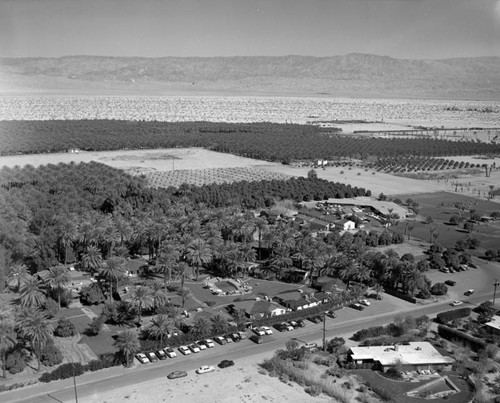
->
left=85, top=359, right=108, bottom=372
left=44, top=298, right=60, bottom=318
left=80, top=283, right=106, bottom=305
left=437, top=307, right=471, bottom=324
left=39, top=363, right=85, bottom=383
left=305, top=384, right=322, bottom=396
left=5, top=350, right=28, bottom=374
left=39, top=342, right=63, bottom=367
left=430, top=282, right=448, bottom=296
left=54, top=318, right=77, bottom=337
left=85, top=315, right=105, bottom=336
left=438, top=324, right=486, bottom=352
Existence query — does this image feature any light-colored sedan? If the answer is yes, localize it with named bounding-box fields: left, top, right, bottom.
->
left=195, top=341, right=207, bottom=350
left=189, top=343, right=201, bottom=353
left=178, top=345, right=191, bottom=355
left=359, top=299, right=371, bottom=306
left=450, top=301, right=463, bottom=307
left=204, top=339, right=215, bottom=348
left=135, top=353, right=150, bottom=364
left=261, top=326, right=273, bottom=335
left=252, top=327, right=265, bottom=336
left=196, top=365, right=215, bottom=374
left=164, top=347, right=177, bottom=358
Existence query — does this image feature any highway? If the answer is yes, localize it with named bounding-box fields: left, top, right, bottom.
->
left=3, top=290, right=489, bottom=403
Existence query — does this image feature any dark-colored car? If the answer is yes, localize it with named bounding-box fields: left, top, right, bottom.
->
left=464, top=289, right=475, bottom=296
left=308, top=316, right=322, bottom=324
left=445, top=280, right=456, bottom=286
left=325, top=310, right=336, bottom=318
left=218, top=359, right=235, bottom=368
left=250, top=334, right=263, bottom=344
left=167, top=370, right=188, bottom=380
left=229, top=333, right=241, bottom=342
left=146, top=351, right=158, bottom=362
left=274, top=323, right=287, bottom=332
left=296, top=319, right=306, bottom=327
left=349, top=303, right=365, bottom=311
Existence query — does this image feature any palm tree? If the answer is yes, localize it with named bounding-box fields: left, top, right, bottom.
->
left=149, top=314, right=172, bottom=347
left=127, top=286, right=154, bottom=324
left=354, top=265, right=372, bottom=286
left=239, top=242, right=256, bottom=278
left=57, top=216, right=78, bottom=265
left=81, top=245, right=103, bottom=276
left=19, top=276, right=46, bottom=309
left=17, top=309, right=53, bottom=371
left=179, top=288, right=192, bottom=309
left=114, top=329, right=140, bottom=367
left=403, top=263, right=427, bottom=296
left=192, top=316, right=211, bottom=337
left=210, top=313, right=229, bottom=335
left=338, top=260, right=359, bottom=289
left=185, top=238, right=212, bottom=281
left=151, top=282, right=168, bottom=311
left=251, top=217, right=269, bottom=260
left=99, top=256, right=125, bottom=302
left=155, top=240, right=180, bottom=289
left=0, top=319, right=16, bottom=378
left=165, top=306, right=184, bottom=329
left=175, top=262, right=191, bottom=291
left=270, top=246, right=292, bottom=280
left=40, top=266, right=70, bottom=308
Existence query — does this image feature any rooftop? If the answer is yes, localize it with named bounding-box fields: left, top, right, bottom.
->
left=350, top=342, right=455, bottom=367
left=484, top=315, right=500, bottom=331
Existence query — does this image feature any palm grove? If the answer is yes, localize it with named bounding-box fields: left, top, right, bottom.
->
left=0, top=160, right=443, bottom=376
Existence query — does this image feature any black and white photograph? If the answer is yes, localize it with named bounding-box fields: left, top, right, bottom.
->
left=1, top=1, right=500, bottom=402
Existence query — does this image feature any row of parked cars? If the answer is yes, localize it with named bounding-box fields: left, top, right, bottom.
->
left=271, top=311, right=337, bottom=333
left=136, top=332, right=248, bottom=364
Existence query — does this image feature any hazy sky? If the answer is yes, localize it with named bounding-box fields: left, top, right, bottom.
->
left=1, top=0, right=499, bottom=59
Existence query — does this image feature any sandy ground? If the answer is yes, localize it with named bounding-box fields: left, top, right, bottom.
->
left=81, top=354, right=332, bottom=403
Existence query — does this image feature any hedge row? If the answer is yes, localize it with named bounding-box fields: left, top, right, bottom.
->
left=437, top=324, right=486, bottom=352
left=353, top=315, right=429, bottom=342
left=39, top=357, right=118, bottom=383
left=384, top=289, right=417, bottom=304
left=436, top=308, right=471, bottom=324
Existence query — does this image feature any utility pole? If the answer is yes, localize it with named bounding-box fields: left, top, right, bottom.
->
left=322, top=312, right=326, bottom=351
left=73, top=363, right=79, bottom=403
left=493, top=280, right=500, bottom=306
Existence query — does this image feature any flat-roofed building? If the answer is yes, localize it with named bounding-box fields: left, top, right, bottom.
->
left=348, top=342, right=454, bottom=372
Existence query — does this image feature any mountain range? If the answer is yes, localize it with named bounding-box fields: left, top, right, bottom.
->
left=1, top=54, right=499, bottom=100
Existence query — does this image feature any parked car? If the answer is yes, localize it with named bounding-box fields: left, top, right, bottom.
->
left=178, top=345, right=191, bottom=355
left=218, top=359, right=235, bottom=368
left=214, top=336, right=227, bottom=345
left=195, top=341, right=207, bottom=350
left=164, top=347, right=177, bottom=358
left=237, top=331, right=247, bottom=340
left=146, top=351, right=158, bottom=362
left=274, top=323, right=287, bottom=332
left=196, top=365, right=215, bottom=374
left=135, top=353, right=149, bottom=364
left=445, top=280, right=456, bottom=286
left=358, top=299, right=371, bottom=306
left=296, top=319, right=306, bottom=327
left=451, top=301, right=463, bottom=306
left=155, top=350, right=167, bottom=360
left=325, top=311, right=336, bottom=318
left=464, top=289, right=475, bottom=296
left=308, top=316, right=322, bottom=324
left=167, top=370, right=188, bottom=379
left=229, top=333, right=241, bottom=342
left=203, top=339, right=215, bottom=348
left=252, top=327, right=265, bottom=336
left=261, top=326, right=273, bottom=335
left=189, top=343, right=201, bottom=353
left=289, top=320, right=299, bottom=328
left=439, top=268, right=450, bottom=273
left=224, top=335, right=233, bottom=343
left=350, top=303, right=365, bottom=311
left=250, top=334, right=263, bottom=344
left=283, top=322, right=294, bottom=331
